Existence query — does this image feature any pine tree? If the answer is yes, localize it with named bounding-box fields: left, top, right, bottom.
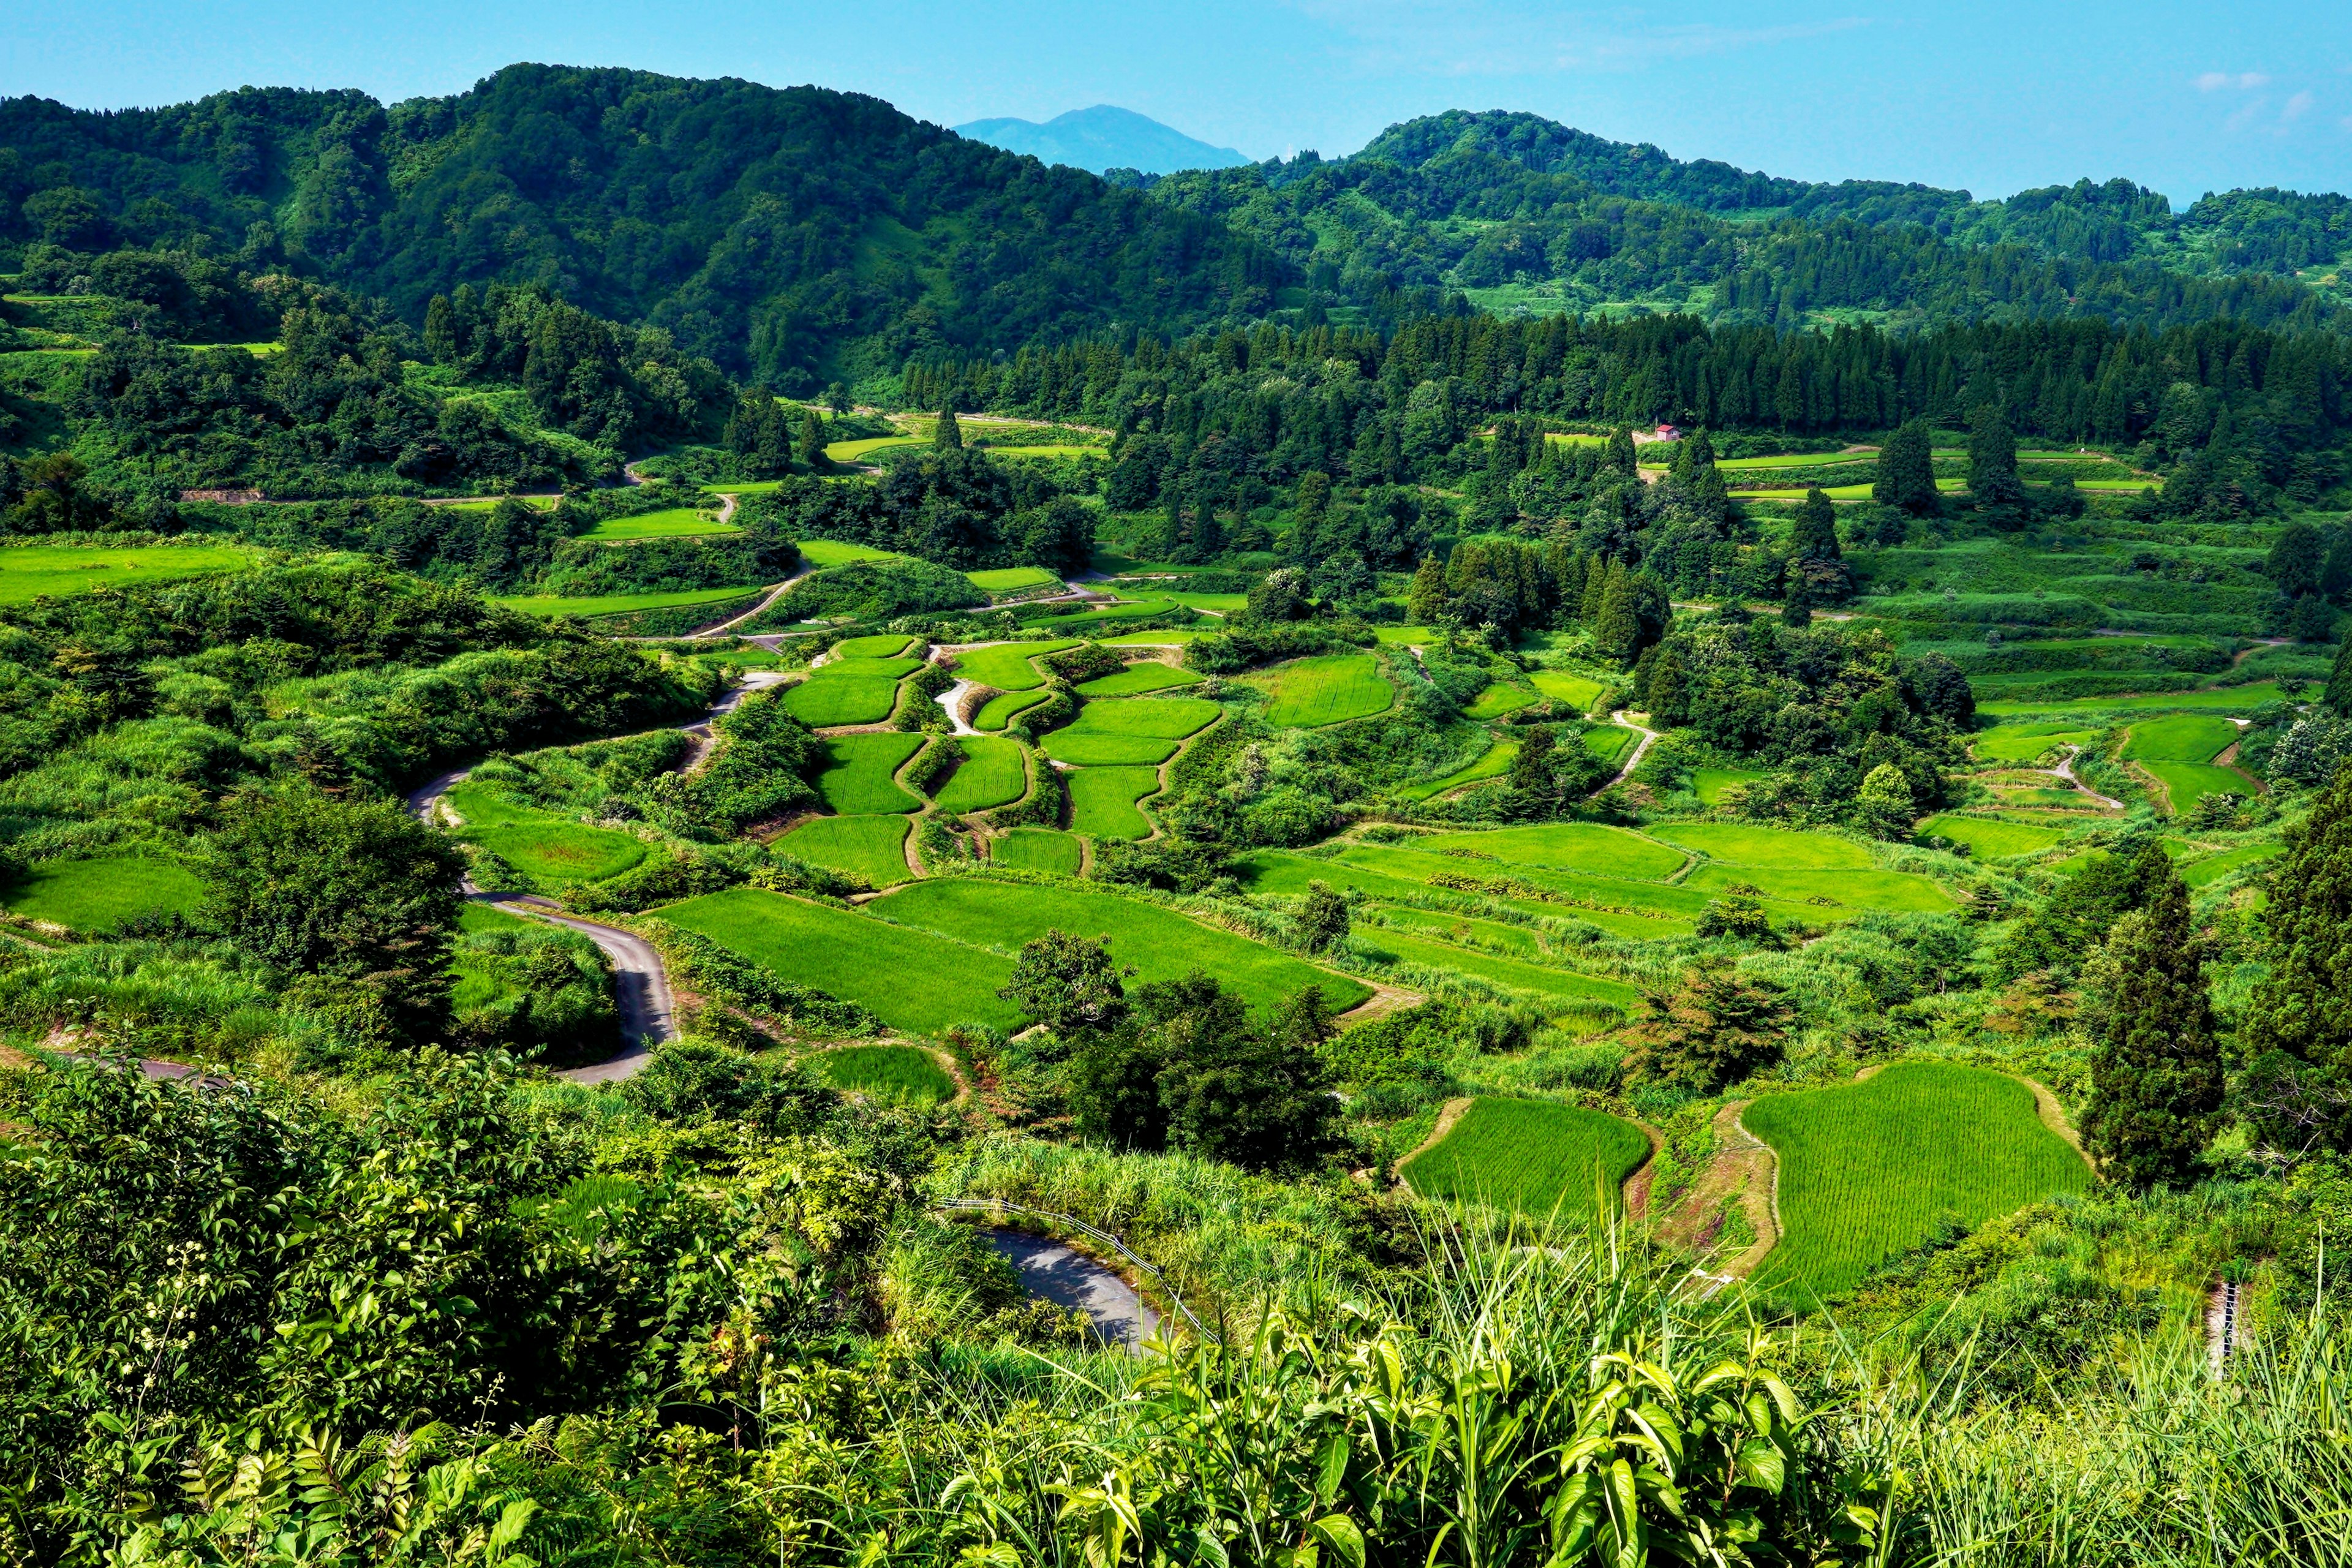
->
left=934, top=405, right=962, bottom=450
left=1407, top=556, right=1448, bottom=624
left=1781, top=569, right=1812, bottom=627
left=1791, top=487, right=1841, bottom=562
left=1191, top=497, right=1224, bottom=559
left=796, top=408, right=826, bottom=470
left=1594, top=560, right=1642, bottom=666
left=1967, top=407, right=2024, bottom=506
left=423, top=295, right=458, bottom=363
left=1872, top=420, right=1939, bottom=514
left=1509, top=725, right=1558, bottom=810
left=2082, top=851, right=2225, bottom=1188
left=2328, top=639, right=2352, bottom=715
left=1578, top=555, right=1610, bottom=622
left=2239, top=764, right=2352, bottom=1153
left=1605, top=426, right=1638, bottom=478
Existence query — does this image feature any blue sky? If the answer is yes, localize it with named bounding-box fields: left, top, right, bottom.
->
left=6, top=1, right=2350, bottom=202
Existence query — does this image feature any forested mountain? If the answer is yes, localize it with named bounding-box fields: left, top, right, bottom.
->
left=0, top=66, right=1284, bottom=390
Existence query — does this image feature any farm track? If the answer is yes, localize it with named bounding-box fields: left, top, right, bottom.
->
left=2051, top=744, right=2127, bottom=810
left=1656, top=1101, right=1781, bottom=1281
left=1621, top=1121, right=1667, bottom=1220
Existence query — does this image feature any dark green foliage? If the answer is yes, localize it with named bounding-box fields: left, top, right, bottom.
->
left=619, top=1041, right=843, bottom=1134
left=764, top=559, right=984, bottom=623
left=1997, top=840, right=2172, bottom=981
left=1694, top=895, right=1778, bottom=946
left=453, top=918, right=617, bottom=1063
left=998, top=929, right=1131, bottom=1035
left=1967, top=407, right=2026, bottom=509
left=1296, top=881, right=1351, bottom=952
left=200, top=785, right=467, bottom=1044
left=2081, top=854, right=2224, bottom=1188
left=2330, top=641, right=2352, bottom=715
left=2239, top=767, right=2352, bottom=1155
left=1623, top=962, right=1795, bottom=1091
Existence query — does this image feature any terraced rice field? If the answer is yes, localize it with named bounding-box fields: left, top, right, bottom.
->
left=1918, top=815, right=2068, bottom=858
left=2122, top=714, right=2252, bottom=814
left=991, top=827, right=1083, bottom=875
left=1041, top=698, right=1219, bottom=766
left=444, top=785, right=650, bottom=884
left=2181, top=843, right=2282, bottom=887
left=1977, top=682, right=2280, bottom=717
left=1074, top=662, right=1204, bottom=696
left=796, top=539, right=907, bottom=568
left=773, top=815, right=913, bottom=887
left=579, top=508, right=736, bottom=541
left=1362, top=928, right=1639, bottom=1008
left=0, top=543, right=254, bottom=604
left=1236, top=849, right=1699, bottom=939
left=1419, top=823, right=1687, bottom=879
left=1690, top=767, right=1766, bottom=804
left=1254, top=654, right=1394, bottom=727
left=659, top=888, right=1020, bottom=1033
left=932, top=736, right=1028, bottom=812
left=1401, top=1098, right=1652, bottom=1223
left=1528, top=669, right=1608, bottom=712
left=813, top=733, right=927, bottom=813
left=1970, top=725, right=2096, bottom=764
left=1373, top=624, right=1438, bottom=644
left=498, top=586, right=760, bottom=620
left=1374, top=906, right=1555, bottom=957
left=1646, top=823, right=1874, bottom=868
left=967, top=566, right=1063, bottom=597
left=1743, top=1062, right=2090, bottom=1299
left=1066, top=766, right=1164, bottom=839
left=1464, top=683, right=1537, bottom=720
left=1581, top=724, right=1638, bottom=768
left=953, top=640, right=1077, bottom=691
left=3, top=854, right=205, bottom=931
left=781, top=656, right=922, bottom=726
left=809, top=1044, right=957, bottom=1104
left=870, top=879, right=1374, bottom=1014
left=1397, top=741, right=1515, bottom=801
left=1102, top=628, right=1212, bottom=645
left=974, top=689, right=1053, bottom=731
left=833, top=633, right=919, bottom=658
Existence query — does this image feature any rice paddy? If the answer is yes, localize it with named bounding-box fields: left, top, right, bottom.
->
left=443, top=785, right=650, bottom=884
left=1645, top=823, right=1875, bottom=869
left=781, top=655, right=923, bottom=726
left=808, top=1044, right=957, bottom=1105
left=1040, top=698, right=1219, bottom=767
left=0, top=543, right=255, bottom=603
left=953, top=640, right=1078, bottom=691
left=991, top=827, right=1084, bottom=875
left=932, top=736, right=1029, bottom=813
left=496, top=586, right=762, bottom=620
left=1065, top=766, right=1163, bottom=839
left=1074, top=662, right=1204, bottom=696
left=1463, top=683, right=1537, bottom=720
left=813, top=733, right=927, bottom=813
left=1396, top=741, right=1515, bottom=801
left=1918, top=815, right=2068, bottom=859
left=579, top=508, right=736, bottom=541
left=974, top=689, right=1053, bottom=731
left=1400, top=1098, right=1652, bottom=1223
left=1360, top=927, right=1640, bottom=1008
left=833, top=634, right=919, bottom=658
left=869, top=879, right=1374, bottom=1014
left=795, top=539, right=907, bottom=568
left=772, top=815, right=914, bottom=887
left=1742, top=1062, right=2091, bottom=1300
left=1528, top=669, right=1608, bottom=712
left=2180, top=842, right=2282, bottom=887
left=1970, top=725, right=2097, bottom=764
left=967, top=566, right=1064, bottom=597
left=2, top=855, right=206, bottom=932
left=2122, top=714, right=2253, bottom=813
left=1419, top=823, right=1688, bottom=880
left=1253, top=654, right=1395, bottom=727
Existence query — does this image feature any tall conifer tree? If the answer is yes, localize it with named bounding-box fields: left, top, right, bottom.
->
left=2082, top=848, right=2225, bottom=1187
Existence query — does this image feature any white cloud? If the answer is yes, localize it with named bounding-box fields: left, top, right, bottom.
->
left=2196, top=70, right=2271, bottom=91
left=2283, top=89, right=2314, bottom=120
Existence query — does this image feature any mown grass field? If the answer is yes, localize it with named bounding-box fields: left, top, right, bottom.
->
left=0, top=543, right=255, bottom=603
left=813, top=733, right=926, bottom=813
left=954, top=640, right=1076, bottom=691
left=1464, top=683, right=1536, bottom=720
left=444, top=785, right=649, bottom=884
left=1074, top=662, right=1204, bottom=696
left=1401, top=1098, right=1652, bottom=1223
left=1066, top=766, right=1163, bottom=838
left=1254, top=654, right=1394, bottom=727
left=579, top=508, right=735, bottom=541
left=1743, top=1062, right=2090, bottom=1300
left=1362, top=928, right=1640, bottom=1008
left=498, top=586, right=758, bottom=620
left=2123, top=714, right=2251, bottom=813
left=773, top=815, right=913, bottom=887
left=659, top=888, right=1020, bottom=1033
left=4, top=855, right=205, bottom=932
left=932, top=736, right=1028, bottom=812
left=1528, top=669, right=1608, bottom=711
left=1040, top=698, right=1219, bottom=766
left=1397, top=741, right=1515, bottom=801
left=1919, top=815, right=2068, bottom=858
left=1420, top=823, right=1687, bottom=880
left=974, top=689, right=1053, bottom=731
left=870, top=878, right=1374, bottom=1014
left=809, top=1044, right=956, bottom=1105
left=991, top=827, right=1083, bottom=875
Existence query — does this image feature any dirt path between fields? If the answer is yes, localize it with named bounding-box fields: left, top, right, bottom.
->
left=1656, top=1101, right=1780, bottom=1281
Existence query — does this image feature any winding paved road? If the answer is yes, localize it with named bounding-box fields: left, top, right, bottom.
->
left=984, top=1228, right=1161, bottom=1352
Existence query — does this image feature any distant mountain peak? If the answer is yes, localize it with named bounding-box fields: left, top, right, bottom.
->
left=954, top=105, right=1250, bottom=176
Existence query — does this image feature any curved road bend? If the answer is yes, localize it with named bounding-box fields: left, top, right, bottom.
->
left=984, top=1228, right=1161, bottom=1352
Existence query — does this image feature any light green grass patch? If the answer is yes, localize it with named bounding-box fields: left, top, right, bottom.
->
left=1918, top=815, right=2067, bottom=858
left=1374, top=624, right=1438, bottom=644
left=832, top=633, right=919, bottom=658
left=967, top=566, right=1063, bottom=596
left=1401, top=1098, right=1652, bottom=1223
left=1041, top=698, right=1219, bottom=766
left=660, top=888, right=1019, bottom=1033
left=1066, top=766, right=1163, bottom=839
left=1374, top=905, right=1551, bottom=957
left=1236, top=849, right=1700, bottom=939
left=932, top=737, right=1028, bottom=812
left=2122, top=714, right=2240, bottom=764
left=825, top=436, right=925, bottom=464
left=444, top=785, right=649, bottom=885
left=1978, top=683, right=2281, bottom=717
left=2182, top=843, right=2282, bottom=887
left=1420, top=824, right=1686, bottom=880
left=813, top=733, right=927, bottom=813
left=1397, top=741, right=1515, bottom=801
left=1581, top=725, right=1638, bottom=768
left=1464, top=682, right=1537, bottom=720
left=954, top=640, right=1077, bottom=691
left=1075, top=662, right=1204, bottom=696
left=870, top=879, right=1373, bottom=1014
left=780, top=676, right=902, bottom=727
left=796, top=539, right=907, bottom=568
left=1362, top=928, right=1640, bottom=1008
left=774, top=815, right=913, bottom=887
left=1970, top=725, right=2095, bottom=764
left=1102, top=628, right=1211, bottom=645
left=0, top=544, right=256, bottom=605
left=1646, top=822, right=1874, bottom=869
left=2142, top=763, right=2253, bottom=814
left=992, top=827, right=1083, bottom=875
left=497, top=586, right=758, bottom=619
left=1743, top=1062, right=2090, bottom=1300
left=4, top=855, right=205, bottom=932
left=809, top=1044, right=956, bottom=1105
left=1254, top=654, right=1395, bottom=727
left=1528, top=669, right=1607, bottom=711
left=1687, top=767, right=1766, bottom=804
left=974, top=689, right=1053, bottom=731
left=579, top=508, right=736, bottom=541
left=1683, top=862, right=1953, bottom=914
